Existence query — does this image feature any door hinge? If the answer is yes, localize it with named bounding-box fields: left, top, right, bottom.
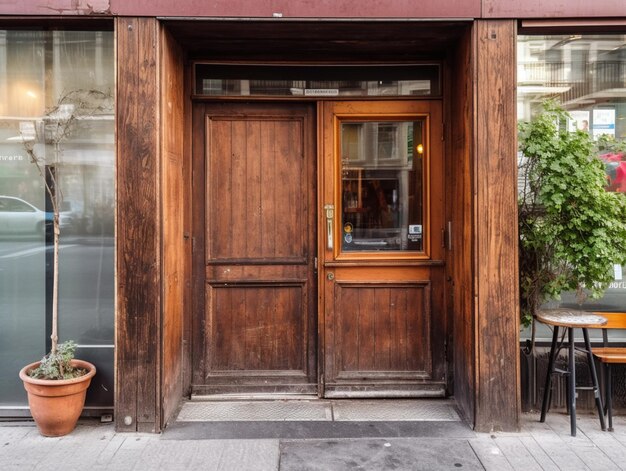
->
left=314, top=257, right=318, bottom=270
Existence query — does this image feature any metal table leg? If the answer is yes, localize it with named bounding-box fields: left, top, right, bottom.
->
left=582, top=328, right=606, bottom=431
left=540, top=326, right=560, bottom=423
left=568, top=327, right=576, bottom=436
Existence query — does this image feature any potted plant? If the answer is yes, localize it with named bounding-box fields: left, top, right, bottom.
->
left=518, top=101, right=626, bottom=346
left=16, top=90, right=110, bottom=436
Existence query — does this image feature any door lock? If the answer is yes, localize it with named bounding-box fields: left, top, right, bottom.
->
left=326, top=272, right=335, bottom=281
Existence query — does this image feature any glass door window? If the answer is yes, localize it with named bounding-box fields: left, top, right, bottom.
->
left=340, top=120, right=426, bottom=252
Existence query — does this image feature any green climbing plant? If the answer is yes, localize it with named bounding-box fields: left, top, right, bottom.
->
left=518, top=101, right=626, bottom=328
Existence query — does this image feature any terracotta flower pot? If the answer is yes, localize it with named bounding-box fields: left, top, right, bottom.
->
left=19, top=359, right=96, bottom=437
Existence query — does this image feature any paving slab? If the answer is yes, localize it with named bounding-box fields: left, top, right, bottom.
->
left=163, top=420, right=476, bottom=440
left=279, top=438, right=484, bottom=471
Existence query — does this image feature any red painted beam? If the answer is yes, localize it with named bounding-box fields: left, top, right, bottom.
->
left=2, top=0, right=480, bottom=18
left=111, top=0, right=480, bottom=18
left=483, top=0, right=626, bottom=18
left=2, top=0, right=624, bottom=19
left=0, top=0, right=111, bottom=15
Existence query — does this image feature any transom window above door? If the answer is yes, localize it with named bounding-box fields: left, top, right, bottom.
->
left=193, top=63, right=441, bottom=98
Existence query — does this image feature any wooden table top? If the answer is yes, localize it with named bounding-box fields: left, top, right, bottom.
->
left=535, top=308, right=608, bottom=328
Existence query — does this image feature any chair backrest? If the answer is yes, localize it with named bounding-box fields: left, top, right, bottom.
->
left=592, top=312, right=626, bottom=346
left=593, top=312, right=626, bottom=330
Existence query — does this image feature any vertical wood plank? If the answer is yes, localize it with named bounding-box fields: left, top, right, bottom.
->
left=389, top=288, right=407, bottom=369
left=374, top=288, right=391, bottom=370
left=474, top=19, right=520, bottom=432
left=208, top=119, right=233, bottom=259
left=191, top=103, right=207, bottom=387
left=182, top=61, right=193, bottom=401
left=160, top=23, right=186, bottom=427
left=230, top=287, right=246, bottom=369
left=245, top=120, right=262, bottom=258
left=260, top=121, right=276, bottom=257
left=357, top=288, right=375, bottom=370
left=229, top=120, right=247, bottom=257
left=339, top=286, right=359, bottom=372
left=446, top=24, right=475, bottom=426
left=115, top=17, right=161, bottom=432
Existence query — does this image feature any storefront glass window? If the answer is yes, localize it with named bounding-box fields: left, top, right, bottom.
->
left=518, top=34, right=626, bottom=338
left=0, top=30, right=114, bottom=412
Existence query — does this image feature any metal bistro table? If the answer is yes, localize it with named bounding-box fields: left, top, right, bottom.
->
left=536, top=308, right=607, bottom=436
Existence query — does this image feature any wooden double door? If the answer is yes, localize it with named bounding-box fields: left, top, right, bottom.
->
left=192, top=100, right=446, bottom=397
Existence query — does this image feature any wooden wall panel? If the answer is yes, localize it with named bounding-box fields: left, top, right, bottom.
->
left=160, top=25, right=186, bottom=427
left=474, top=19, right=520, bottom=432
left=115, top=17, right=161, bottom=433
left=446, top=25, right=475, bottom=427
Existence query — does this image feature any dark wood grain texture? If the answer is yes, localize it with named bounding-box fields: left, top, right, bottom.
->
left=474, top=19, right=520, bottom=432
left=445, top=24, right=475, bottom=426
left=115, top=17, right=161, bottom=432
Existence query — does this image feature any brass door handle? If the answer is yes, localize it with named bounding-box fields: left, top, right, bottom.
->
left=324, top=204, right=334, bottom=250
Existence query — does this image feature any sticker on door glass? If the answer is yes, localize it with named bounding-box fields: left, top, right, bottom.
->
left=408, top=225, right=422, bottom=242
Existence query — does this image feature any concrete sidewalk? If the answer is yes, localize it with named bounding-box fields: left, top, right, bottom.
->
left=2, top=413, right=626, bottom=470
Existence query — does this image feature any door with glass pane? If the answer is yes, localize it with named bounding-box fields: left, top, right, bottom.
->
left=320, top=101, right=446, bottom=397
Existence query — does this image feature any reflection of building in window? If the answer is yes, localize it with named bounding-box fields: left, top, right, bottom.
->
left=517, top=34, right=625, bottom=142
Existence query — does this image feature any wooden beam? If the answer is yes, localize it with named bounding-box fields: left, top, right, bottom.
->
left=445, top=25, right=475, bottom=426
left=160, top=24, right=186, bottom=427
left=115, top=16, right=161, bottom=433
left=473, top=19, right=520, bottom=432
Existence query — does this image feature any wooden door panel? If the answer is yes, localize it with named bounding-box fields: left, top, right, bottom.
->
left=207, top=284, right=305, bottom=372
left=331, top=282, right=432, bottom=379
left=207, top=118, right=306, bottom=262
left=193, top=103, right=317, bottom=395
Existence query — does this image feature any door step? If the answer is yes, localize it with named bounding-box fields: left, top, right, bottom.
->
left=177, top=398, right=461, bottom=422
left=191, top=393, right=319, bottom=402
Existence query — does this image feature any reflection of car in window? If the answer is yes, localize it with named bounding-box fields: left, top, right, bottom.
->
left=0, top=196, right=78, bottom=235
left=0, top=196, right=50, bottom=234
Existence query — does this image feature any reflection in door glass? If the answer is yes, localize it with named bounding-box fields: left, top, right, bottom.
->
left=341, top=120, right=424, bottom=251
